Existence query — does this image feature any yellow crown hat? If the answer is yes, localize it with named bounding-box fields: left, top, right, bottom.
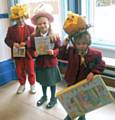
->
left=63, top=11, right=88, bottom=35
left=10, top=4, right=28, bottom=20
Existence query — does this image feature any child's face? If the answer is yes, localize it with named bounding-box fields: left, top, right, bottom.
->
left=36, top=17, right=50, bottom=34
left=75, top=38, right=89, bottom=56
left=16, top=18, right=25, bottom=25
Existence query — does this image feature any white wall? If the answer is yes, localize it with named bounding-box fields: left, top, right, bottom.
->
left=0, top=0, right=11, bottom=62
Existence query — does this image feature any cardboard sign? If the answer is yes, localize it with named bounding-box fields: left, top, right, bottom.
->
left=34, top=36, right=54, bottom=55
left=56, top=75, right=114, bottom=119
left=13, top=47, right=25, bottom=57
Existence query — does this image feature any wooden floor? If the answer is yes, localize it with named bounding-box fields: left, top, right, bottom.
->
left=0, top=80, right=115, bottom=120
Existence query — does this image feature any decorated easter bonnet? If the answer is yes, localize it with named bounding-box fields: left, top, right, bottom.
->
left=63, top=11, right=91, bottom=43
left=10, top=4, right=28, bottom=20
left=31, top=3, right=54, bottom=25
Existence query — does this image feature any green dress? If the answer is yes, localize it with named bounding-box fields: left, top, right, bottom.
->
left=35, top=61, right=62, bottom=86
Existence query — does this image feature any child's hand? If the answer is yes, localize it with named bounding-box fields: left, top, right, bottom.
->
left=13, top=43, right=20, bottom=48
left=86, top=72, right=94, bottom=81
left=47, top=49, right=54, bottom=55
left=33, top=51, right=39, bottom=57
left=63, top=37, right=69, bottom=46
left=49, top=34, right=59, bottom=42
left=20, top=42, right=26, bottom=47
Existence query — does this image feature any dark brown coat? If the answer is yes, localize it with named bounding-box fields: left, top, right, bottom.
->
left=59, top=46, right=105, bottom=85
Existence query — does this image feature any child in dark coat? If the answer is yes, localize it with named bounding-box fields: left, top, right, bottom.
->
left=59, top=31, right=105, bottom=120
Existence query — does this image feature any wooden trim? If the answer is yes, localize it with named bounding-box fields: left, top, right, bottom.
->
left=102, top=75, right=115, bottom=87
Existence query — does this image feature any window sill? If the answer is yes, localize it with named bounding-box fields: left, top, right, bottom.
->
left=103, top=57, right=115, bottom=78
left=103, top=57, right=115, bottom=69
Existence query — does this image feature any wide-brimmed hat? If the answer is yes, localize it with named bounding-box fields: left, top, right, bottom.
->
left=10, top=4, right=28, bottom=20
left=31, top=11, right=54, bottom=25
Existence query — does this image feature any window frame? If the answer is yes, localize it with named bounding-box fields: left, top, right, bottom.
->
left=81, top=0, right=115, bottom=59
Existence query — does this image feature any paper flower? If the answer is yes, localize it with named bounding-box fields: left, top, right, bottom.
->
left=10, top=4, right=28, bottom=20
left=63, top=11, right=87, bottom=35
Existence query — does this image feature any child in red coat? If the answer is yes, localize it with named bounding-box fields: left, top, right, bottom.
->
left=31, top=9, right=62, bottom=108
left=5, top=4, right=36, bottom=94
left=59, top=31, right=105, bottom=120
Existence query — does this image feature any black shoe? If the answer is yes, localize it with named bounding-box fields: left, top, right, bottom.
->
left=78, top=115, right=86, bottom=120
left=46, top=97, right=57, bottom=109
left=37, top=96, right=47, bottom=106
left=64, top=115, right=72, bottom=120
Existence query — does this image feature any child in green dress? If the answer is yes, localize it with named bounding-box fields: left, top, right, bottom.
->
left=31, top=10, right=62, bottom=109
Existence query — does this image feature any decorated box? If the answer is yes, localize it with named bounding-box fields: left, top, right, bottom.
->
left=13, top=47, right=25, bottom=57
left=34, top=36, right=54, bottom=55
left=56, top=75, right=114, bottom=119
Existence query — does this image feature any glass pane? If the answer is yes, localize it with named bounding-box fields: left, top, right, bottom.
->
left=94, top=0, right=115, bottom=48
left=82, top=0, right=115, bottom=49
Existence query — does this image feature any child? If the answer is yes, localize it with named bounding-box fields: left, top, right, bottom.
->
left=59, top=30, right=105, bottom=120
left=5, top=4, right=36, bottom=94
left=31, top=10, right=62, bottom=108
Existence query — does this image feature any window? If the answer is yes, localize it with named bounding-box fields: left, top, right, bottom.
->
left=81, top=0, right=115, bottom=58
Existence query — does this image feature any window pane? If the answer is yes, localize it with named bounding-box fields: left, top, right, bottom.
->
left=94, top=0, right=115, bottom=48
left=82, top=0, right=115, bottom=49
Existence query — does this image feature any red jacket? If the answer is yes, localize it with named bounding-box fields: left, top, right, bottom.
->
left=59, top=46, right=105, bottom=85
left=5, top=24, right=34, bottom=59
left=31, top=34, right=61, bottom=68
